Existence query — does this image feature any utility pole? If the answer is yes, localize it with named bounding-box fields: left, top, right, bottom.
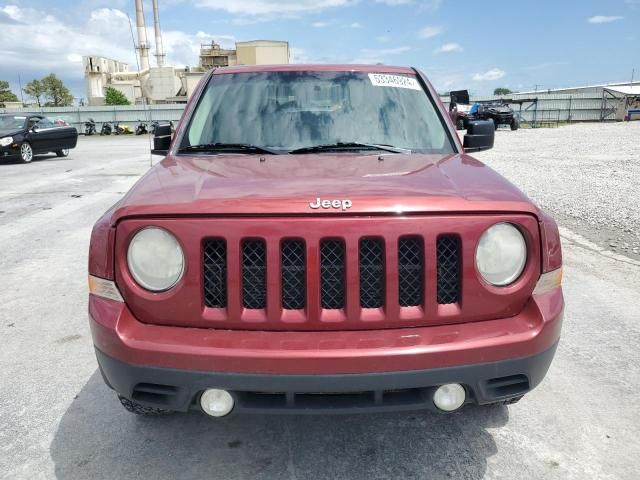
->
left=17, top=74, right=25, bottom=105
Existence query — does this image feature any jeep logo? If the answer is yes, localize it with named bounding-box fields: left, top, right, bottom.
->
left=309, top=197, right=353, bottom=211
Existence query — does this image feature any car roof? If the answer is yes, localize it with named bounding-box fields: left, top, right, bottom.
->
left=213, top=64, right=417, bottom=75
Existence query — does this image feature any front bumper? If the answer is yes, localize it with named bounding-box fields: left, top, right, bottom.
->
left=97, top=342, right=558, bottom=414
left=0, top=144, right=19, bottom=157
left=90, top=287, right=563, bottom=414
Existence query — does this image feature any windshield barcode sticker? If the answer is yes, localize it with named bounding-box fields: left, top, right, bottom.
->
left=368, top=73, right=421, bottom=91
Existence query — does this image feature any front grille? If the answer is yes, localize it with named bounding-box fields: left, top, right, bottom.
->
left=359, top=238, right=385, bottom=308
left=203, top=234, right=463, bottom=314
left=398, top=237, right=423, bottom=307
left=320, top=240, right=345, bottom=309
left=437, top=236, right=460, bottom=304
left=281, top=240, right=306, bottom=309
left=242, top=240, right=266, bottom=309
left=203, top=239, right=227, bottom=308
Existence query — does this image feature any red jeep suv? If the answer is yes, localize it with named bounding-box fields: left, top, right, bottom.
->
left=88, top=65, right=563, bottom=417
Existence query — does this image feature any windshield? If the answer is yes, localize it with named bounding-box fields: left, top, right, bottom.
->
left=182, top=71, right=455, bottom=154
left=0, top=116, right=26, bottom=130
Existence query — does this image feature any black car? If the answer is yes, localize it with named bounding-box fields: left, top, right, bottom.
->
left=472, top=101, right=519, bottom=130
left=0, top=114, right=79, bottom=163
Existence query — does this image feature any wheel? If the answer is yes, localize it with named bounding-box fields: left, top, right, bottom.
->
left=510, top=117, right=519, bottom=131
left=55, top=148, right=69, bottom=157
left=118, top=395, right=172, bottom=416
left=493, top=118, right=499, bottom=130
left=19, top=142, right=33, bottom=163
left=455, top=117, right=465, bottom=130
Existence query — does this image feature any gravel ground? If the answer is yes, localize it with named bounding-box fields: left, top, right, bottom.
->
left=0, top=134, right=639, bottom=479
left=475, top=121, right=640, bottom=260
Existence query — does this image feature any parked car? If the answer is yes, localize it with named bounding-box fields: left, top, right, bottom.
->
left=471, top=100, right=520, bottom=130
left=448, top=89, right=471, bottom=130
left=0, top=114, right=78, bottom=163
left=88, top=64, right=563, bottom=418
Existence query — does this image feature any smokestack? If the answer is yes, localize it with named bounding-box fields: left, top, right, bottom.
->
left=152, top=0, right=165, bottom=67
left=135, top=0, right=150, bottom=71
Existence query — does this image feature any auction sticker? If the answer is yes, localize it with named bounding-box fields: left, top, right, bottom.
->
left=368, top=73, right=421, bottom=91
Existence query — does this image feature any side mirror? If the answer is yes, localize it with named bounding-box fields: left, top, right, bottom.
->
left=151, top=123, right=173, bottom=156
left=463, top=120, right=494, bottom=152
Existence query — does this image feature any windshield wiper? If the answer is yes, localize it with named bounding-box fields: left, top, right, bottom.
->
left=179, top=143, right=282, bottom=155
left=289, top=142, right=411, bottom=155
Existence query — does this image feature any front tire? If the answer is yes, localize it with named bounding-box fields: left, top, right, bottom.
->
left=19, top=142, right=33, bottom=163
left=55, top=148, right=69, bottom=158
left=510, top=117, right=519, bottom=131
left=493, top=118, right=499, bottom=130
left=118, top=395, right=173, bottom=416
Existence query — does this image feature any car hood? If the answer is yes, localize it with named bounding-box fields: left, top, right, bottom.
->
left=0, top=128, right=23, bottom=138
left=108, top=152, right=539, bottom=221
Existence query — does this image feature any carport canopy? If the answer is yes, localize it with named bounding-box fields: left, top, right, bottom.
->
left=603, top=85, right=640, bottom=96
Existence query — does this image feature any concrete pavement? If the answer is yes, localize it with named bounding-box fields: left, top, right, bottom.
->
left=0, top=133, right=638, bottom=479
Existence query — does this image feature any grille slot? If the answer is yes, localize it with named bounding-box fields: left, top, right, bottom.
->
left=203, top=239, right=227, bottom=308
left=359, top=238, right=385, bottom=308
left=204, top=232, right=465, bottom=316
left=242, top=240, right=267, bottom=309
left=398, top=237, right=423, bottom=307
left=437, top=236, right=460, bottom=304
left=281, top=240, right=306, bottom=310
left=320, top=239, right=345, bottom=309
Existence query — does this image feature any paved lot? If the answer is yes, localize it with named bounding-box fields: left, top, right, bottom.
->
left=476, top=121, right=640, bottom=260
left=1, top=128, right=639, bottom=479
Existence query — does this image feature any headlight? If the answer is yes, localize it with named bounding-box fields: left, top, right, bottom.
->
left=127, top=227, right=184, bottom=291
left=475, top=223, right=527, bottom=286
left=0, top=137, right=13, bottom=147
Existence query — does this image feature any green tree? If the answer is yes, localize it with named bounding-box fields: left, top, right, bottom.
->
left=24, top=79, right=46, bottom=106
left=104, top=86, right=131, bottom=105
left=0, top=80, right=19, bottom=105
left=493, top=87, right=512, bottom=96
left=41, top=74, right=74, bottom=106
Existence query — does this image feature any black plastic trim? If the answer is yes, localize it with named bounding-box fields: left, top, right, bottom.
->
left=96, top=341, right=558, bottom=415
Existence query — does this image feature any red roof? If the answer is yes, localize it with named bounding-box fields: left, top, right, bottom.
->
left=214, top=64, right=416, bottom=74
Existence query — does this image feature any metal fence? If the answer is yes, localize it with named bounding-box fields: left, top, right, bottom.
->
left=1, top=91, right=626, bottom=132
left=0, top=104, right=186, bottom=131
left=441, top=92, right=623, bottom=126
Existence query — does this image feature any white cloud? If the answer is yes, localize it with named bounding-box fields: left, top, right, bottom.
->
left=375, top=0, right=413, bottom=4
left=193, top=0, right=355, bottom=17
left=312, top=21, right=328, bottom=27
left=472, top=68, right=506, bottom=81
left=0, top=6, right=135, bottom=69
left=418, top=25, right=443, bottom=39
left=375, top=0, right=442, bottom=9
left=524, top=61, right=568, bottom=71
left=363, top=46, right=411, bottom=55
left=351, top=46, right=410, bottom=64
left=587, top=15, right=624, bottom=23
left=289, top=47, right=344, bottom=64
left=0, top=5, right=235, bottom=97
left=434, top=42, right=463, bottom=53
left=350, top=21, right=362, bottom=28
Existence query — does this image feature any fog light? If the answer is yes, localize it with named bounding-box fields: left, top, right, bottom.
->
left=200, top=389, right=234, bottom=417
left=433, top=384, right=466, bottom=412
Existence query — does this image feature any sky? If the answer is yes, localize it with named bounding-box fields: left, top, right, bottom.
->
left=0, top=0, right=638, bottom=102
